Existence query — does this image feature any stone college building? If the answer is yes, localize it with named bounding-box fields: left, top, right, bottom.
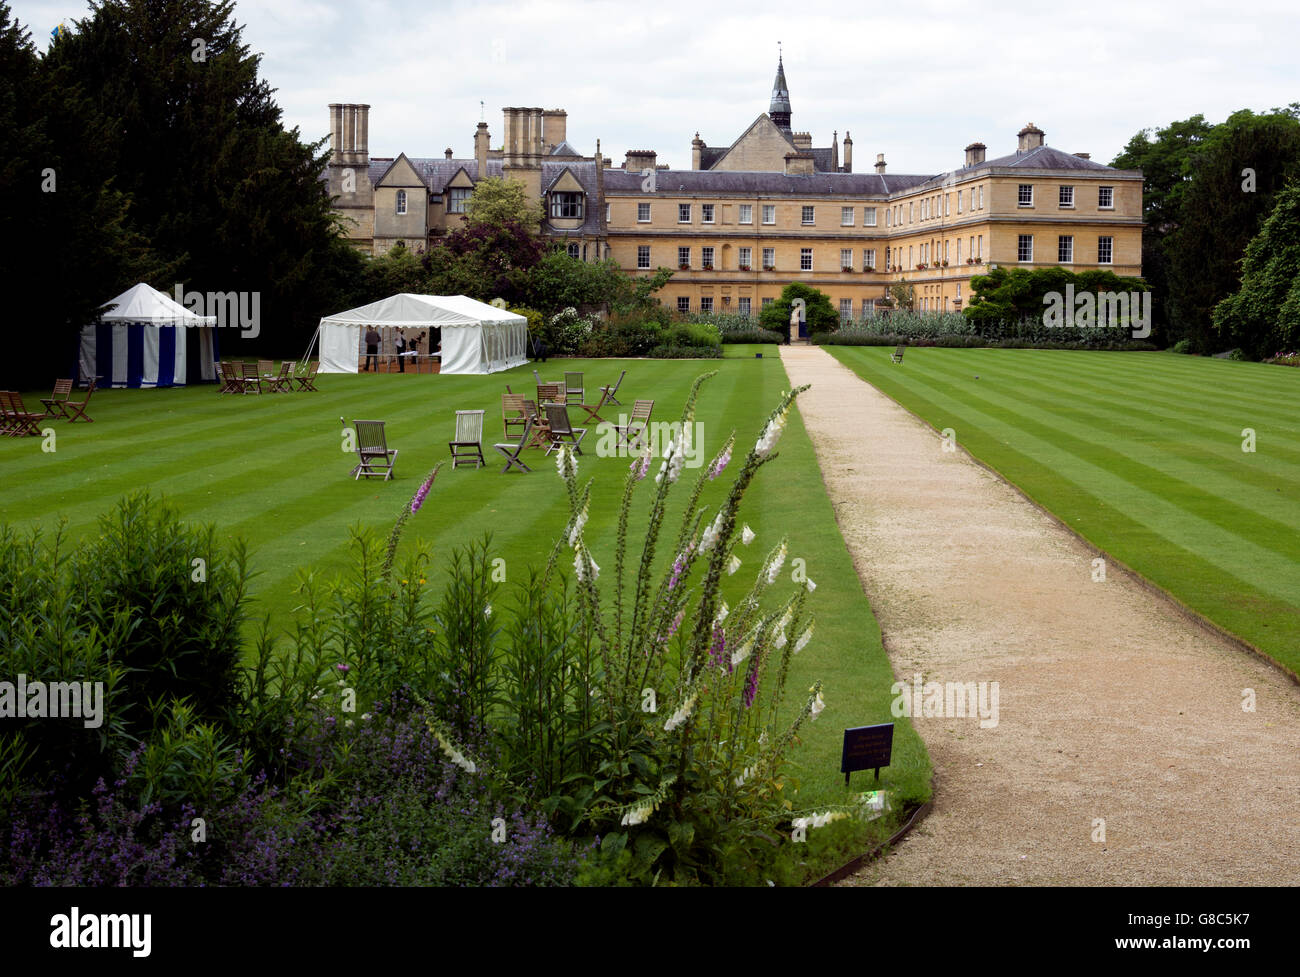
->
left=326, top=57, right=1142, bottom=319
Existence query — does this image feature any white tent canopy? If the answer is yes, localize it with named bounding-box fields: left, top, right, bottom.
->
left=78, top=283, right=218, bottom=388
left=307, top=294, right=529, bottom=375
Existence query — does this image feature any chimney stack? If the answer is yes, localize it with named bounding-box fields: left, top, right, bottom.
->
left=475, top=122, right=489, bottom=176
left=329, top=103, right=343, bottom=164
left=356, top=104, right=369, bottom=167
left=1017, top=123, right=1045, bottom=153
left=692, top=132, right=704, bottom=170
left=875, top=153, right=886, bottom=175
left=965, top=141, right=986, bottom=167
left=624, top=149, right=658, bottom=171
left=831, top=130, right=839, bottom=172
left=843, top=131, right=853, bottom=172
left=342, top=104, right=356, bottom=165
left=543, top=109, right=567, bottom=152
left=1073, top=152, right=1091, bottom=160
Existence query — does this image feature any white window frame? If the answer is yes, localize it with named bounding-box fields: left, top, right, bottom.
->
left=637, top=202, right=651, bottom=222
left=551, top=192, right=584, bottom=219
left=800, top=248, right=813, bottom=271
left=839, top=298, right=853, bottom=322
left=396, top=189, right=408, bottom=215
left=865, top=207, right=877, bottom=226
left=1058, top=235, right=1073, bottom=263
left=863, top=248, right=875, bottom=270
left=701, top=246, right=714, bottom=268
left=762, top=247, right=775, bottom=270
left=677, top=296, right=691, bottom=313
left=1018, top=184, right=1034, bottom=207
left=1059, top=186, right=1074, bottom=208
left=702, top=203, right=715, bottom=224
left=978, top=186, right=984, bottom=209
left=637, top=245, right=651, bottom=269
left=678, top=203, right=692, bottom=223
left=841, top=206, right=855, bottom=226
left=1098, top=236, right=1114, bottom=264
left=700, top=296, right=713, bottom=313
left=738, top=246, right=752, bottom=269
left=762, top=204, right=776, bottom=225
left=1018, top=234, right=1033, bottom=262
left=840, top=248, right=853, bottom=269
left=738, top=296, right=752, bottom=314
left=739, top=204, right=753, bottom=224
left=1098, top=186, right=1114, bottom=209
left=678, top=246, right=690, bottom=267
left=567, top=242, right=580, bottom=259
left=802, top=205, right=816, bottom=225
left=448, top=187, right=471, bottom=214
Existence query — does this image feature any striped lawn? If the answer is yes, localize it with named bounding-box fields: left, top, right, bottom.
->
left=0, top=347, right=931, bottom=819
left=827, top=346, right=1300, bottom=676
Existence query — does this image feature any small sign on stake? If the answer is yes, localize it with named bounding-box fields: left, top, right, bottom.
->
left=841, top=723, right=893, bottom=785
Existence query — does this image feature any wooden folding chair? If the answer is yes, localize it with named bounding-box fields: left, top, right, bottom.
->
left=522, top=399, right=549, bottom=447
left=343, top=417, right=398, bottom=480
left=295, top=361, right=319, bottom=392
left=564, top=372, right=584, bottom=406
left=218, top=362, right=242, bottom=393
left=573, top=386, right=613, bottom=425
left=537, top=382, right=564, bottom=405
left=1, top=391, right=45, bottom=436
left=614, top=400, right=654, bottom=452
left=493, top=419, right=535, bottom=474
left=502, top=393, right=528, bottom=439
left=270, top=361, right=295, bottom=393
left=890, top=345, right=906, bottom=363
left=62, top=379, right=96, bottom=423
left=599, top=370, right=627, bottom=406
left=543, top=403, right=587, bottom=456
left=449, top=410, right=486, bottom=469
left=257, top=359, right=276, bottom=385
left=41, top=380, right=74, bottom=419
left=241, top=362, right=263, bottom=394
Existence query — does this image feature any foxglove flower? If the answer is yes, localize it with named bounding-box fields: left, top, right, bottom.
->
left=794, top=623, right=814, bottom=654
left=727, top=555, right=742, bottom=575
left=715, top=600, right=729, bottom=624
left=709, top=444, right=732, bottom=480
left=568, top=504, right=588, bottom=548
left=708, top=625, right=729, bottom=671
left=810, top=690, right=825, bottom=721
left=699, top=512, right=726, bottom=553
left=742, top=524, right=755, bottom=545
left=806, top=578, right=817, bottom=593
left=764, top=542, right=788, bottom=584
left=755, top=406, right=790, bottom=459
left=410, top=469, right=439, bottom=514
left=663, top=692, right=698, bottom=732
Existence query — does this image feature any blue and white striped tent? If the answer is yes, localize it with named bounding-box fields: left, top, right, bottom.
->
left=78, top=283, right=218, bottom=388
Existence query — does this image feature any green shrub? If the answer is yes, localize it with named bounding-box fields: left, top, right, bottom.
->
left=1172, top=338, right=1193, bottom=354
left=649, top=345, right=723, bottom=359
left=719, top=328, right=784, bottom=344
left=668, top=322, right=722, bottom=348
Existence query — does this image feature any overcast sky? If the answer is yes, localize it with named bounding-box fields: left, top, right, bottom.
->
left=11, top=0, right=1298, bottom=173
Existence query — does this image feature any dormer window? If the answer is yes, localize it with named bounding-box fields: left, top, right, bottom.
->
left=396, top=190, right=407, bottom=215
left=551, top=192, right=584, bottom=219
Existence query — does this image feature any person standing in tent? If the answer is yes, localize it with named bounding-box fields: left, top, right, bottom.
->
left=395, top=329, right=407, bottom=373
left=364, top=326, right=381, bottom=372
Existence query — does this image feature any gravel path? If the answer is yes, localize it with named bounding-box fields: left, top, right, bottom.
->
left=780, top=344, right=1300, bottom=886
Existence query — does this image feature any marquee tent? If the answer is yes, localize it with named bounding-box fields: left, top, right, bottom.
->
left=77, top=283, right=218, bottom=388
left=306, top=294, right=528, bottom=375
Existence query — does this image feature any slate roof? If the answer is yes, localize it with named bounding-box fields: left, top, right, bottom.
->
left=549, top=140, right=581, bottom=156
left=603, top=168, right=929, bottom=196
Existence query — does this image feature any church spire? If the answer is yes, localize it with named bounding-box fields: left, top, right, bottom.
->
left=769, top=46, right=791, bottom=134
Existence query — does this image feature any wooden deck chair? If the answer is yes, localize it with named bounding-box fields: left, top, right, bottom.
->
left=890, top=345, right=906, bottom=363
left=342, top=417, right=398, bottom=480
left=493, top=418, right=534, bottom=474
left=241, top=361, right=263, bottom=394
left=564, top=372, right=584, bottom=406
left=542, top=403, right=587, bottom=456
left=218, top=362, right=243, bottom=393
left=62, top=378, right=96, bottom=423
left=599, top=370, right=627, bottom=406
left=294, top=361, right=319, bottom=392
left=41, top=380, right=74, bottom=418
left=537, top=382, right=564, bottom=405
left=449, top=409, right=486, bottom=469
left=257, top=359, right=276, bottom=385
left=573, top=384, right=614, bottom=424
left=614, top=399, right=654, bottom=452
left=533, top=369, right=542, bottom=386
left=502, top=393, right=528, bottom=439
left=2, top=391, right=45, bottom=436
left=0, top=392, right=18, bottom=435
left=521, top=399, right=549, bottom=447
left=270, top=361, right=295, bottom=393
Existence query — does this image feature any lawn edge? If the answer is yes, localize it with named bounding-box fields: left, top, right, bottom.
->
left=836, top=354, right=1300, bottom=688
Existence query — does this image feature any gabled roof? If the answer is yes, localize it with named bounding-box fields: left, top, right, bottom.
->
left=549, top=140, right=581, bottom=156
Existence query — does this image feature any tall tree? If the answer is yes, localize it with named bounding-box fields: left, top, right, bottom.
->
left=43, top=0, right=357, bottom=356
left=1213, top=182, right=1300, bottom=357
left=1165, top=107, right=1300, bottom=352
left=1111, top=115, right=1213, bottom=347
left=0, top=3, right=159, bottom=387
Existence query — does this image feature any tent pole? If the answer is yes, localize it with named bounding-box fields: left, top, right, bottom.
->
left=302, top=325, right=321, bottom=365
